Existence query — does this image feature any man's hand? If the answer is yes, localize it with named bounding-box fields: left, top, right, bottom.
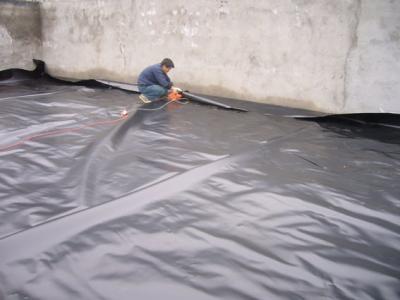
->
left=171, top=86, right=183, bottom=93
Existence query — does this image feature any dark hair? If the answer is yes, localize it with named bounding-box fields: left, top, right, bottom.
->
left=161, top=58, right=175, bottom=68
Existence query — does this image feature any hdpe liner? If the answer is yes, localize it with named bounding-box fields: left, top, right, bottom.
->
left=0, top=65, right=399, bottom=300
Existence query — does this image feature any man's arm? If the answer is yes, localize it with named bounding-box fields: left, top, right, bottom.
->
left=154, top=67, right=173, bottom=89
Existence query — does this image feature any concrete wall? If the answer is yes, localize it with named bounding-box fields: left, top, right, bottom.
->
left=1, top=0, right=400, bottom=114
left=0, top=0, right=42, bottom=71
left=345, top=1, right=400, bottom=113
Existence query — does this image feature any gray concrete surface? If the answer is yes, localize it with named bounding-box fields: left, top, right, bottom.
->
left=0, top=0, right=42, bottom=71
left=1, top=0, right=399, bottom=114
left=345, top=1, right=400, bottom=113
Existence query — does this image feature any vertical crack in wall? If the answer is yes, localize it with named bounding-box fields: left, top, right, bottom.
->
left=37, top=0, right=44, bottom=62
left=342, top=0, right=362, bottom=111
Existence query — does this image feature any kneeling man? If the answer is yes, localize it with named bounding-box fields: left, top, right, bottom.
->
left=137, top=58, right=176, bottom=103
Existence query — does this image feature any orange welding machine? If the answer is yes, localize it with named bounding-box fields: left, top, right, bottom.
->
left=167, top=90, right=183, bottom=101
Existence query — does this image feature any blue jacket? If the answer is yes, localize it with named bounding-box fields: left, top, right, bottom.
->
left=137, top=64, right=172, bottom=89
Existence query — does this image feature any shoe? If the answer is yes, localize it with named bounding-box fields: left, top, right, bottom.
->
left=139, top=94, right=151, bottom=103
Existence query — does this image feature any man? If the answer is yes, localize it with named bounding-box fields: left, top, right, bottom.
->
left=137, top=58, right=177, bottom=103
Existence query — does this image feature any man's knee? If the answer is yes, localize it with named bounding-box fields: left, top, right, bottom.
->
left=144, top=85, right=167, bottom=100
left=153, top=85, right=168, bottom=96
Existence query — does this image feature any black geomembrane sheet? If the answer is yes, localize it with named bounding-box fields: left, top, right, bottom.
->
left=0, top=67, right=399, bottom=300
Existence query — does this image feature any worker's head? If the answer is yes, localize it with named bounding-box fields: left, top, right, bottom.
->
left=161, top=58, right=175, bottom=74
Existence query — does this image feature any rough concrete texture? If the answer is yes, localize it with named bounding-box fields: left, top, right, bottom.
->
left=40, top=0, right=359, bottom=113
left=0, top=0, right=42, bottom=71
left=345, top=1, right=400, bottom=113
left=3, top=0, right=400, bottom=113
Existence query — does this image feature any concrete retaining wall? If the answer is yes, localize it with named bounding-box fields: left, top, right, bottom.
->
left=0, top=0, right=42, bottom=71
left=1, top=0, right=400, bottom=113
